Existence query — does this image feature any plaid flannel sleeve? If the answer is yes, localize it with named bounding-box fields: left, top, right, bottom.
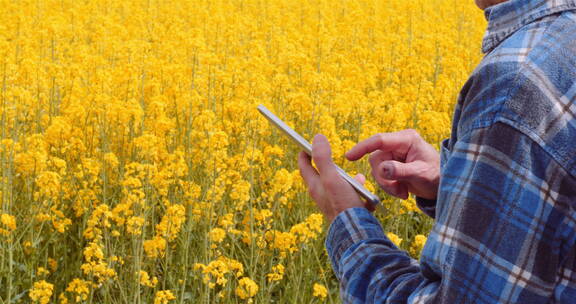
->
left=326, top=207, right=422, bottom=303
left=326, top=121, right=576, bottom=303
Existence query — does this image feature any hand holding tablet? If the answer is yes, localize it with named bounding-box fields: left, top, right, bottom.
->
left=257, top=104, right=380, bottom=207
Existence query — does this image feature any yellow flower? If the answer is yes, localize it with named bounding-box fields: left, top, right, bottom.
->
left=313, top=283, right=328, bottom=299
left=154, top=290, right=176, bottom=304
left=83, top=204, right=112, bottom=241
left=230, top=180, right=251, bottom=209
left=29, top=280, right=54, bottom=304
left=248, top=209, right=273, bottom=228
left=65, top=278, right=90, bottom=303
left=194, top=256, right=244, bottom=288
left=104, top=152, right=119, bottom=169
left=80, top=261, right=117, bottom=283
left=265, top=230, right=298, bottom=257
left=111, top=255, right=124, bottom=265
left=265, top=169, right=293, bottom=202
left=218, top=213, right=235, bottom=228
left=59, top=292, right=69, bottom=304
left=386, top=232, right=403, bottom=247
left=144, top=236, right=167, bottom=258
left=155, top=204, right=186, bottom=241
left=83, top=241, right=105, bottom=262
left=289, top=213, right=324, bottom=243
left=209, top=227, right=226, bottom=245
left=37, top=267, right=50, bottom=276
left=400, top=196, right=420, bottom=214
left=80, top=241, right=116, bottom=283
left=48, top=258, right=58, bottom=272
left=263, top=144, right=285, bottom=161
left=53, top=216, right=72, bottom=233
left=34, top=171, right=62, bottom=200
left=23, top=241, right=34, bottom=255
left=138, top=270, right=158, bottom=288
left=0, top=213, right=16, bottom=236
left=410, top=234, right=428, bottom=258
left=126, top=216, right=145, bottom=235
left=1, top=213, right=16, bottom=230
left=235, top=277, right=259, bottom=300
left=14, top=152, right=42, bottom=177
left=267, top=264, right=285, bottom=283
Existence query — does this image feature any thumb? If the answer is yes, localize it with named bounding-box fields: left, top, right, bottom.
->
left=353, top=173, right=366, bottom=185
left=380, top=160, right=423, bottom=181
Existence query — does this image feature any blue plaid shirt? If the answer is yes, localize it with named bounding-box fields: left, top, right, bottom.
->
left=326, top=0, right=576, bottom=303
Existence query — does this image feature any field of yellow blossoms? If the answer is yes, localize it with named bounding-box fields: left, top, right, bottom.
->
left=0, top=0, right=485, bottom=302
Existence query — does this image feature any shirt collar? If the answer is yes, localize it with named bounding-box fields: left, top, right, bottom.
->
left=482, top=0, right=576, bottom=53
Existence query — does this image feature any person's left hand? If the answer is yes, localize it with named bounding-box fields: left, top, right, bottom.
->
left=298, top=134, right=373, bottom=223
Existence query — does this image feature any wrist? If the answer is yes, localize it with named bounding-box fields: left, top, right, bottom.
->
left=328, top=204, right=364, bottom=223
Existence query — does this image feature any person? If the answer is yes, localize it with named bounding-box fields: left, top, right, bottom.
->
left=297, top=0, right=576, bottom=302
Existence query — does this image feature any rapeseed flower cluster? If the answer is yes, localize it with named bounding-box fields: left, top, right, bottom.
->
left=154, top=290, right=176, bottom=304
left=0, top=213, right=16, bottom=236
left=267, top=264, right=285, bottom=283
left=313, top=283, right=329, bottom=299
left=386, top=232, right=403, bottom=247
left=410, top=234, right=429, bottom=258
left=29, top=280, right=53, bottom=304
left=235, top=277, right=259, bottom=300
left=0, top=0, right=484, bottom=302
left=65, top=278, right=91, bottom=303
left=193, top=256, right=244, bottom=288
left=138, top=270, right=159, bottom=288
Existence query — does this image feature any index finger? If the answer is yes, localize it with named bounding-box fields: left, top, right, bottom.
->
left=345, top=130, right=416, bottom=161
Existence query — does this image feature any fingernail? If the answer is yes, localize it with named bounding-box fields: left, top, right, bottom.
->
left=383, top=165, right=393, bottom=179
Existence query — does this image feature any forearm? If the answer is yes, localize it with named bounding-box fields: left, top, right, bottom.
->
left=326, top=208, right=431, bottom=303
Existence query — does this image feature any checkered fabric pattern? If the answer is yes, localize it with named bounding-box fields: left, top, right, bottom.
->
left=325, top=0, right=576, bottom=303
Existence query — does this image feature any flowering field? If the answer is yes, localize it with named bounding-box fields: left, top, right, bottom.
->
left=0, top=0, right=485, bottom=303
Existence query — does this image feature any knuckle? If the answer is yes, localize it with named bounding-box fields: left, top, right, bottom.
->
left=395, top=165, right=405, bottom=178
left=312, top=152, right=326, bottom=164
left=368, top=152, right=378, bottom=164
left=322, top=176, right=338, bottom=192
left=308, top=180, right=321, bottom=197
left=377, top=133, right=387, bottom=144
left=368, top=152, right=375, bottom=161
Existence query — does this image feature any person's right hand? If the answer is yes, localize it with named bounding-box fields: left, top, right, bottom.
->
left=345, top=129, right=440, bottom=200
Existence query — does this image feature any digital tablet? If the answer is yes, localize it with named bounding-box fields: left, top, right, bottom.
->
left=257, top=104, right=380, bottom=206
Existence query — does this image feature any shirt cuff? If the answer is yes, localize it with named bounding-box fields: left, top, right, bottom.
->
left=325, top=208, right=397, bottom=278
left=415, top=196, right=437, bottom=219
